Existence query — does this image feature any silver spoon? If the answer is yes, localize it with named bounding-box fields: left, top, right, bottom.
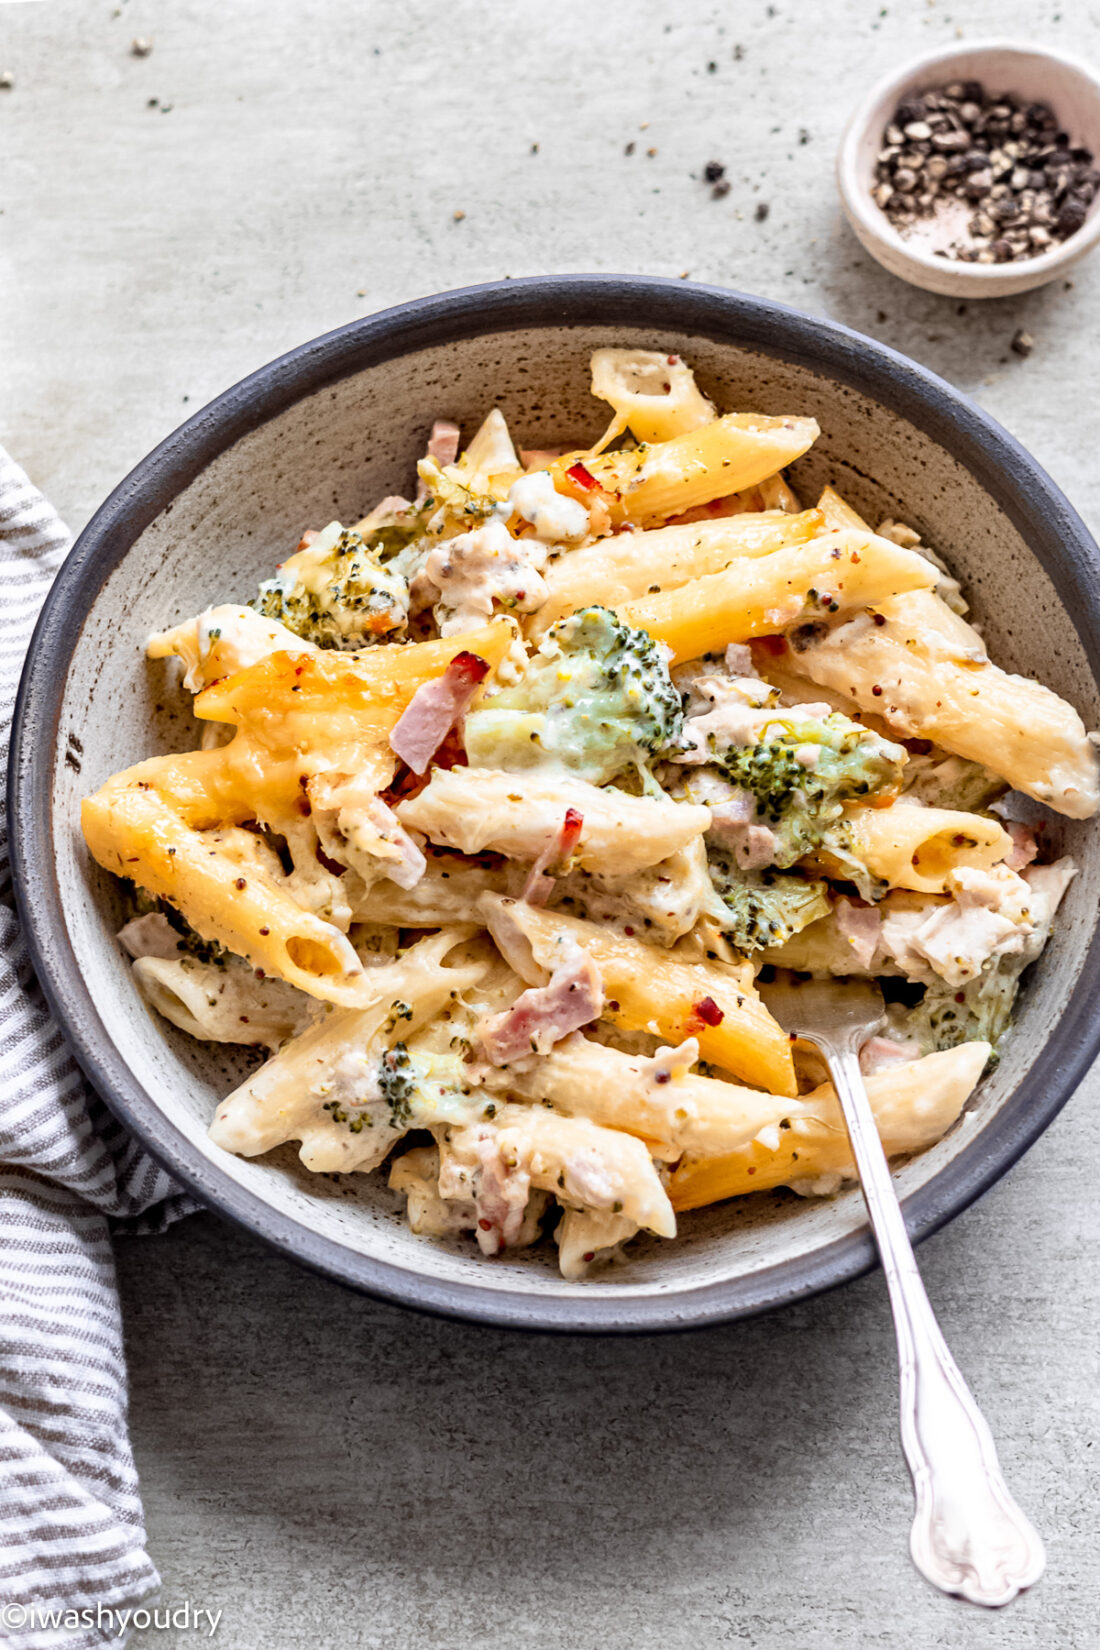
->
left=763, top=975, right=1045, bottom=1607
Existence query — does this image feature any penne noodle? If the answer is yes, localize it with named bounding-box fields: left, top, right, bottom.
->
left=619, top=530, right=937, bottom=665
left=479, top=895, right=797, bottom=1097
left=83, top=780, right=370, bottom=1004
left=551, top=412, right=820, bottom=528
left=396, top=767, right=710, bottom=877
left=790, top=489, right=1100, bottom=818
left=499, top=1032, right=810, bottom=1159
left=589, top=347, right=717, bottom=444
left=528, top=508, right=825, bottom=638
left=669, top=1043, right=988, bottom=1209
left=843, top=801, right=1011, bottom=894
left=209, top=930, right=485, bottom=1171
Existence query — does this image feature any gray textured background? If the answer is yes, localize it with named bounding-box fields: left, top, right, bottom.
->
left=3, top=1, right=1099, bottom=1645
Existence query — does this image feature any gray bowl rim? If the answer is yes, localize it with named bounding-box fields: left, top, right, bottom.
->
left=10, top=273, right=1100, bottom=1334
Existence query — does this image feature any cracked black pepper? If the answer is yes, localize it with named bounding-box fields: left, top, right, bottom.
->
left=872, top=79, right=1098, bottom=264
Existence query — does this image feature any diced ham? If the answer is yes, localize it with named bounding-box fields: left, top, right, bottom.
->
left=358, top=494, right=414, bottom=530
left=523, top=806, right=584, bottom=905
left=860, top=1035, right=923, bottom=1075
left=469, top=1130, right=533, bottom=1255
left=707, top=806, right=777, bottom=871
left=427, top=419, right=461, bottom=468
left=724, top=644, right=755, bottom=675
left=389, top=651, right=491, bottom=775
left=708, top=790, right=755, bottom=827
left=478, top=950, right=604, bottom=1067
left=834, top=897, right=883, bottom=971
left=1004, top=820, right=1039, bottom=872
left=117, top=912, right=181, bottom=961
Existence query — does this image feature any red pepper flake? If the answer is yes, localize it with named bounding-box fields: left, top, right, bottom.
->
left=607, top=999, right=621, bottom=1012
left=259, top=925, right=270, bottom=936
left=624, top=925, right=635, bottom=936
left=871, top=684, right=883, bottom=696
left=666, top=354, right=678, bottom=365
left=478, top=1218, right=494, bottom=1232
left=746, top=1166, right=756, bottom=1175
left=692, top=995, right=724, bottom=1027
left=561, top=806, right=584, bottom=858
left=449, top=650, right=490, bottom=686
left=566, top=461, right=598, bottom=491
left=955, top=992, right=966, bottom=1004
left=234, top=877, right=246, bottom=890
left=582, top=1251, right=596, bottom=1262
left=873, top=613, right=887, bottom=626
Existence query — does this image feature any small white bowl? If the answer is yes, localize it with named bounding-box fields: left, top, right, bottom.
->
left=837, top=40, right=1100, bottom=297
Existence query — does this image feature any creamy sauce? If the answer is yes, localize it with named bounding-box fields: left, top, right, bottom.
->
left=508, top=470, right=590, bottom=543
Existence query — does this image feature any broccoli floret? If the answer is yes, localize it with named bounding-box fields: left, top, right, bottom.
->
left=706, top=857, right=831, bottom=952
left=464, top=605, right=683, bottom=787
left=324, top=1042, right=475, bottom=1134
left=416, top=458, right=499, bottom=530
left=715, top=711, right=906, bottom=868
left=253, top=521, right=410, bottom=648
left=903, top=955, right=1023, bottom=1066
left=378, top=1042, right=417, bottom=1127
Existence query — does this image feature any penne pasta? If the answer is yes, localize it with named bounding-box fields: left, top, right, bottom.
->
left=479, top=895, right=797, bottom=1097
left=148, top=604, right=318, bottom=693
left=618, top=530, right=937, bottom=665
left=842, top=801, right=1011, bottom=894
left=550, top=412, right=820, bottom=527
left=785, top=488, right=1100, bottom=818
left=498, top=1031, right=810, bottom=1159
left=528, top=508, right=825, bottom=639
left=669, top=1043, right=988, bottom=1209
left=589, top=347, right=717, bottom=444
left=208, top=930, right=487, bottom=1172
left=83, top=779, right=370, bottom=1003
left=132, top=954, right=316, bottom=1051
left=396, top=767, right=711, bottom=876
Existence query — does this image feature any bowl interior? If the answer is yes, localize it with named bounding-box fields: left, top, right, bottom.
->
left=843, top=43, right=1100, bottom=284
left=38, top=305, right=1100, bottom=1325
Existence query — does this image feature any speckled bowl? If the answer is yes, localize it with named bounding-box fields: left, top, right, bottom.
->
left=10, top=276, right=1100, bottom=1331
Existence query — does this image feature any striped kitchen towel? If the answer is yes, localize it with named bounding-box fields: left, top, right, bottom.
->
left=0, top=447, right=196, bottom=1649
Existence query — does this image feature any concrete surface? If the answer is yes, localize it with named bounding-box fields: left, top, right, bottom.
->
left=3, top=1, right=1100, bottom=1645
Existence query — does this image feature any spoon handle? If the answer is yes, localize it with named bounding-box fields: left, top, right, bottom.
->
left=825, top=1040, right=1045, bottom=1606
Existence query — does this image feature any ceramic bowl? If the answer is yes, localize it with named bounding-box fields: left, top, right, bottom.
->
left=837, top=40, right=1100, bottom=297
left=11, top=276, right=1100, bottom=1331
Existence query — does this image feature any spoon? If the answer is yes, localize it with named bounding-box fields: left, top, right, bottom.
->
left=763, top=975, right=1045, bottom=1607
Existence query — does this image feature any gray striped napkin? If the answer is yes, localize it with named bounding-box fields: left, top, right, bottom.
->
left=0, top=447, right=196, bottom=1648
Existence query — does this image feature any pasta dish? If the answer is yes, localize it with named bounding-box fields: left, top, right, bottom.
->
left=82, top=349, right=1098, bottom=1279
